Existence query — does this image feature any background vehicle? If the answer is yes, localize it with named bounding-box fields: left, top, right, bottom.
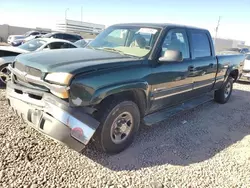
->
left=0, top=38, right=78, bottom=85
left=41, top=32, right=83, bottom=42
left=11, top=31, right=49, bottom=47
left=75, top=39, right=94, bottom=48
left=7, top=35, right=25, bottom=44
left=219, top=47, right=250, bottom=55
left=6, top=23, right=245, bottom=154
left=239, top=53, right=250, bottom=81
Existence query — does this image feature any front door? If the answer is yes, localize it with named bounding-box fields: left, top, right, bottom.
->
left=149, top=28, right=194, bottom=112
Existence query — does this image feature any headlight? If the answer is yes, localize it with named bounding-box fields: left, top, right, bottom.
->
left=45, top=72, right=73, bottom=85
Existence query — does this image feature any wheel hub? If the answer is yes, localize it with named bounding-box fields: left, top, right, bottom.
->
left=110, top=112, right=133, bottom=144
left=0, top=66, right=11, bottom=84
left=224, top=82, right=231, bottom=98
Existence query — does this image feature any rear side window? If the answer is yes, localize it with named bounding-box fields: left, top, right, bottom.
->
left=63, top=34, right=79, bottom=42
left=54, top=34, right=64, bottom=39
left=48, top=42, right=65, bottom=49
left=61, top=43, right=77, bottom=48
left=190, top=32, right=211, bottom=58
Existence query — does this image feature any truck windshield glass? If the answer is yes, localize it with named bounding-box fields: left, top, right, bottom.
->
left=88, top=26, right=161, bottom=57
left=18, top=39, right=46, bottom=51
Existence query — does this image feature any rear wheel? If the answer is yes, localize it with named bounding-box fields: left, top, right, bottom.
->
left=93, top=99, right=140, bottom=154
left=0, top=64, right=11, bottom=86
left=214, top=77, right=233, bottom=104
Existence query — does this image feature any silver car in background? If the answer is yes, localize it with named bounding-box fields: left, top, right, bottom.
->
left=240, top=53, right=250, bottom=82
left=0, top=38, right=78, bottom=85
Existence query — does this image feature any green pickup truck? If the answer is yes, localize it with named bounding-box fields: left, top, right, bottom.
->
left=6, top=23, right=245, bottom=154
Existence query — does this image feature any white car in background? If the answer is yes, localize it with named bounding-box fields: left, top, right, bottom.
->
left=240, top=53, right=250, bottom=82
left=0, top=38, right=78, bottom=85
left=7, top=35, right=25, bottom=44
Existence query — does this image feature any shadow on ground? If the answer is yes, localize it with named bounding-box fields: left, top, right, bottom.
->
left=82, top=88, right=250, bottom=171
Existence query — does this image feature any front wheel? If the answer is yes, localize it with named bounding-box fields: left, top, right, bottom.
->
left=93, top=100, right=140, bottom=154
left=0, top=64, right=11, bottom=86
left=214, top=77, right=233, bottom=104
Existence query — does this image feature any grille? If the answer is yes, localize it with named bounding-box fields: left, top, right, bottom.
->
left=13, top=62, right=47, bottom=91
left=14, top=61, right=42, bottom=77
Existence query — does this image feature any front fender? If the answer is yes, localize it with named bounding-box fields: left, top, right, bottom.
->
left=90, top=81, right=149, bottom=105
left=69, top=81, right=149, bottom=107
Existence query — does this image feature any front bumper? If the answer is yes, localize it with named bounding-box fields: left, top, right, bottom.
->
left=6, top=82, right=99, bottom=152
left=239, top=72, right=250, bottom=82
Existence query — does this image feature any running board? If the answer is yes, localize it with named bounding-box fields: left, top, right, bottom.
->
left=143, top=94, right=214, bottom=126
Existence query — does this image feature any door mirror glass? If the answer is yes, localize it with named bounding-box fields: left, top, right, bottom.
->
left=159, top=50, right=183, bottom=62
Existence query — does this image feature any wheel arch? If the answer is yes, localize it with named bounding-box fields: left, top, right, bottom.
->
left=91, top=83, right=149, bottom=117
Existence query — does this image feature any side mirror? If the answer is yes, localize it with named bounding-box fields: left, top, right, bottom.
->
left=159, top=50, right=183, bottom=62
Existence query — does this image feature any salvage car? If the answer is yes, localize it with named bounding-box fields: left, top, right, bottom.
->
left=6, top=23, right=245, bottom=154
left=41, top=32, right=83, bottom=42
left=0, top=38, right=77, bottom=85
left=239, top=53, right=250, bottom=81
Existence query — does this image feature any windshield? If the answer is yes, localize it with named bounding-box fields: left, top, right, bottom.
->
left=89, top=26, right=161, bottom=57
left=246, top=55, right=250, bottom=60
left=18, top=39, right=46, bottom=51
left=14, top=36, right=24, bottom=40
left=75, top=39, right=87, bottom=48
left=42, top=33, right=52, bottom=38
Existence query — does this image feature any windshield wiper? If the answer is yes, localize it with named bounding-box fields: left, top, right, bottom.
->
left=97, top=47, right=138, bottom=58
left=86, top=45, right=96, bottom=50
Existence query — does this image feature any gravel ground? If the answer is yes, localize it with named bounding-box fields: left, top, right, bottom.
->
left=0, top=82, right=250, bottom=187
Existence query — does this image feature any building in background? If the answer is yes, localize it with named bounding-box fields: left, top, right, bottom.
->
left=56, top=19, right=105, bottom=37
left=213, top=38, right=246, bottom=52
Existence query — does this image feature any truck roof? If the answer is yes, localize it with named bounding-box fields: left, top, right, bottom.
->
left=112, top=23, right=207, bottom=31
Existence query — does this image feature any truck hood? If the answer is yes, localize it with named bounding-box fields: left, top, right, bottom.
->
left=15, top=48, right=141, bottom=74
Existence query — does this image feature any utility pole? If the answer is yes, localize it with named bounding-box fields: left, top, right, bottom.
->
left=65, top=8, right=69, bottom=20
left=214, top=16, right=221, bottom=46
left=81, top=6, right=83, bottom=23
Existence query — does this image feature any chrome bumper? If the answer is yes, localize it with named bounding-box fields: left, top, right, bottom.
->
left=239, top=73, right=250, bottom=82
left=6, top=82, right=99, bottom=152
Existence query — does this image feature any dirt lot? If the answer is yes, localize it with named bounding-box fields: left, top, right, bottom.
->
left=0, top=82, right=250, bottom=187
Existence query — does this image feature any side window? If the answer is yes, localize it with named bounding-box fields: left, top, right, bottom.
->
left=161, top=29, right=190, bottom=59
left=63, top=34, right=78, bottom=42
left=31, top=32, right=40, bottom=36
left=49, top=42, right=65, bottom=49
left=190, top=32, right=211, bottom=58
left=61, top=43, right=77, bottom=48
left=54, top=34, right=64, bottom=39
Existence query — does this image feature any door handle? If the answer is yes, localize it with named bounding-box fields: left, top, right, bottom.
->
left=188, top=65, right=195, bottom=72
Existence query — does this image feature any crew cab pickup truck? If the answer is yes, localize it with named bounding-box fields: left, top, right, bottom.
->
left=6, top=23, right=245, bottom=154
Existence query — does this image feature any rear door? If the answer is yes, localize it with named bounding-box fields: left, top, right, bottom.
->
left=150, top=28, right=194, bottom=112
left=188, top=29, right=217, bottom=95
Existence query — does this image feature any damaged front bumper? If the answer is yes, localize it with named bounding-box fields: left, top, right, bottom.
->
left=6, top=81, right=99, bottom=152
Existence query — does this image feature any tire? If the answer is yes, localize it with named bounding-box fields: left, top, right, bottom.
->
left=214, top=77, right=233, bottom=104
left=0, top=63, right=10, bottom=86
left=93, top=99, right=140, bottom=154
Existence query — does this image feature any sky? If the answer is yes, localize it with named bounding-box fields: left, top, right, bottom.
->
left=0, top=0, right=250, bottom=44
